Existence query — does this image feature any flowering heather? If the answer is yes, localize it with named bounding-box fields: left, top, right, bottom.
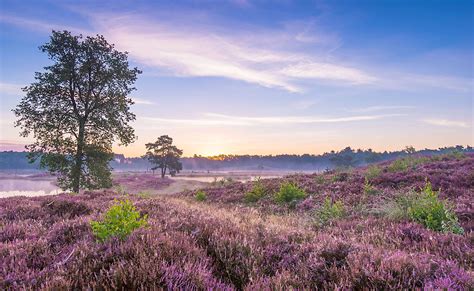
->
left=112, top=173, right=173, bottom=193
left=1, top=154, right=473, bottom=289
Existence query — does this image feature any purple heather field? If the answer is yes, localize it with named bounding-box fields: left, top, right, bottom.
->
left=1, top=154, right=473, bottom=289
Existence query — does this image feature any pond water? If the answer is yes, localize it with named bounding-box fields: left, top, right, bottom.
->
left=0, top=177, right=61, bottom=198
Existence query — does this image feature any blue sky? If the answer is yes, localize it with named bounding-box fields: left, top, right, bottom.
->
left=0, top=0, right=472, bottom=157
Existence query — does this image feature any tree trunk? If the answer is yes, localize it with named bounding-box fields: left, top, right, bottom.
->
left=72, top=120, right=85, bottom=192
left=161, top=166, right=166, bottom=178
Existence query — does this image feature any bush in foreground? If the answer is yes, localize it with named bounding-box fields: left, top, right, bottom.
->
left=194, top=190, right=207, bottom=202
left=274, top=182, right=306, bottom=204
left=90, top=199, right=148, bottom=242
left=244, top=178, right=266, bottom=203
left=407, top=181, right=464, bottom=234
left=314, top=197, right=345, bottom=226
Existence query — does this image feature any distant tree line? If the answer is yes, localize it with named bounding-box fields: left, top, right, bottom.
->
left=2, top=145, right=471, bottom=172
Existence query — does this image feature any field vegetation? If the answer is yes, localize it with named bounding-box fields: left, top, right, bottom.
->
left=1, top=153, right=473, bottom=289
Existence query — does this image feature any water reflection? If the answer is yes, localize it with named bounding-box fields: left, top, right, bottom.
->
left=0, top=176, right=61, bottom=198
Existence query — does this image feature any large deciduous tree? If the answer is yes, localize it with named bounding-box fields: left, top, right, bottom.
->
left=13, top=30, right=141, bottom=192
left=145, top=135, right=183, bottom=178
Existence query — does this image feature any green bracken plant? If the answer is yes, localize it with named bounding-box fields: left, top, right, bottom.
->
left=245, top=177, right=266, bottom=203
left=315, top=197, right=346, bottom=226
left=388, top=156, right=431, bottom=172
left=407, top=181, right=464, bottom=234
left=90, top=199, right=148, bottom=242
left=365, top=165, right=382, bottom=181
left=274, top=182, right=306, bottom=204
left=363, top=178, right=378, bottom=196
left=195, top=190, right=207, bottom=202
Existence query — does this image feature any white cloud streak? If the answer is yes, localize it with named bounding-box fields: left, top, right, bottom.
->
left=349, top=105, right=415, bottom=113
left=141, top=113, right=403, bottom=126
left=0, top=14, right=89, bottom=34
left=131, top=97, right=155, bottom=105
left=85, top=13, right=376, bottom=93
left=0, top=82, right=25, bottom=95
left=422, top=119, right=469, bottom=128
left=1, top=12, right=471, bottom=93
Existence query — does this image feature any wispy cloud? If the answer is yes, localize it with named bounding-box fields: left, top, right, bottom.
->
left=131, top=97, right=155, bottom=105
left=84, top=12, right=375, bottom=93
left=1, top=11, right=471, bottom=93
left=378, top=73, right=473, bottom=92
left=0, top=82, right=24, bottom=95
left=0, top=14, right=88, bottom=34
left=291, top=100, right=318, bottom=110
left=349, top=105, right=415, bottom=113
left=422, top=119, right=469, bottom=128
left=141, top=112, right=403, bottom=126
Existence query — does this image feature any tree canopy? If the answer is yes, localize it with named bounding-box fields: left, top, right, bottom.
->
left=13, top=30, right=141, bottom=192
left=145, top=135, right=183, bottom=178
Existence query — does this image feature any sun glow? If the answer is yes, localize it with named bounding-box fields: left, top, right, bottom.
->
left=197, top=145, right=228, bottom=157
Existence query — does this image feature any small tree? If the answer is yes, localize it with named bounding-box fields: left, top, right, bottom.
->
left=405, top=145, right=416, bottom=155
left=145, top=135, right=183, bottom=178
left=13, top=31, right=141, bottom=192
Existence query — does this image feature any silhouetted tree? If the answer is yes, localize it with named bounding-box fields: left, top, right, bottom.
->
left=13, top=30, right=141, bottom=192
left=145, top=135, right=183, bottom=178
left=405, top=145, right=416, bottom=155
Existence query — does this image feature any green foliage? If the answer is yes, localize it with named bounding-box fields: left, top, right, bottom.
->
left=387, top=156, right=431, bottom=172
left=378, top=181, right=464, bottom=234
left=245, top=177, right=266, bottom=203
left=274, top=182, right=306, bottom=204
left=195, top=190, right=207, bottom=202
left=363, top=178, right=378, bottom=196
left=407, top=181, right=464, bottom=234
left=90, top=199, right=148, bottom=242
left=387, top=158, right=410, bottom=172
left=13, top=31, right=140, bottom=192
left=315, top=197, right=345, bottom=226
left=365, top=165, right=382, bottom=181
left=448, top=150, right=466, bottom=160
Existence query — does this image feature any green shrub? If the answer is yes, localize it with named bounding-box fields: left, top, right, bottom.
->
left=388, top=156, right=431, bottom=172
left=274, top=182, right=306, bottom=204
left=377, top=181, right=464, bottom=234
left=245, top=177, right=266, bottom=203
left=194, top=190, right=207, bottom=202
left=363, top=178, right=378, bottom=196
left=436, top=150, right=466, bottom=161
left=387, top=158, right=410, bottom=172
left=90, top=199, right=148, bottom=242
left=365, top=165, right=382, bottom=180
left=315, top=197, right=345, bottom=226
left=407, top=181, right=464, bottom=234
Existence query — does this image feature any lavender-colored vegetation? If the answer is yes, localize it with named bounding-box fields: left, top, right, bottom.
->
left=1, top=154, right=473, bottom=289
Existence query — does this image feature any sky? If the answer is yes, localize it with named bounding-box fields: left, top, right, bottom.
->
left=0, top=0, right=473, bottom=157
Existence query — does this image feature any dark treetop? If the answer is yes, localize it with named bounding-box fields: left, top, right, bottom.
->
left=145, top=135, right=183, bottom=178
